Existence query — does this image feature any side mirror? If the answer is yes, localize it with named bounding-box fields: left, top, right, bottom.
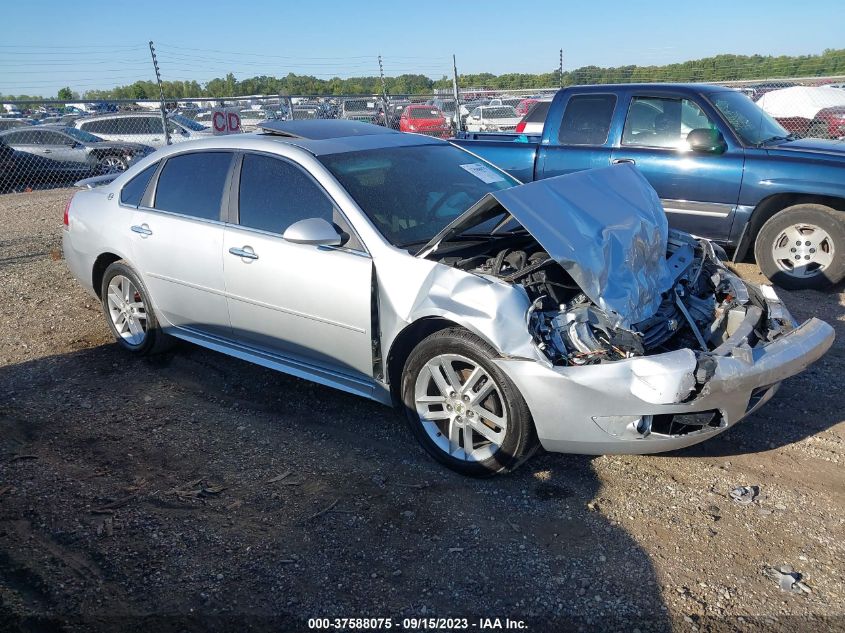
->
left=687, top=128, right=727, bottom=154
left=282, top=217, right=343, bottom=247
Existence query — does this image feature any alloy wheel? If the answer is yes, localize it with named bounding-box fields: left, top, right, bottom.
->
left=106, top=275, right=147, bottom=346
left=414, top=353, right=508, bottom=462
left=100, top=156, right=126, bottom=174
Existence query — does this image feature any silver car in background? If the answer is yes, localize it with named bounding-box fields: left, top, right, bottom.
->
left=62, top=120, right=834, bottom=476
left=74, top=112, right=211, bottom=149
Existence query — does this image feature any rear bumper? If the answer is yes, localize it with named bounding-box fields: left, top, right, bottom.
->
left=495, top=317, right=835, bottom=455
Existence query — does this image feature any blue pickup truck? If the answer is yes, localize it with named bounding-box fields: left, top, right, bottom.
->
left=451, top=83, right=845, bottom=290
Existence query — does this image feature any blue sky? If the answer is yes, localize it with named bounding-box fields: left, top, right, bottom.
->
left=1, top=0, right=843, bottom=96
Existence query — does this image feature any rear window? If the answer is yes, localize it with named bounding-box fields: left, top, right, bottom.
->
left=558, top=94, right=617, bottom=145
left=524, top=101, right=551, bottom=123
left=484, top=107, right=517, bottom=119
left=120, top=162, right=159, bottom=206
left=410, top=108, right=441, bottom=119
left=153, top=152, right=233, bottom=221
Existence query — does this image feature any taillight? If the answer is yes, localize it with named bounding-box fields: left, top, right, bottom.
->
left=515, top=120, right=526, bottom=133
left=63, top=196, right=72, bottom=230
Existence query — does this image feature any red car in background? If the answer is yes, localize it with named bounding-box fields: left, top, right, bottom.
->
left=515, top=98, right=538, bottom=116
left=399, top=105, right=451, bottom=138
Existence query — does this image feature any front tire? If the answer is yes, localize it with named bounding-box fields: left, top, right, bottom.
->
left=98, top=154, right=128, bottom=174
left=401, top=328, right=538, bottom=477
left=754, top=204, right=845, bottom=290
left=100, top=261, right=174, bottom=355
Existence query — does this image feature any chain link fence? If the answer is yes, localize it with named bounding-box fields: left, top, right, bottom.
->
left=2, top=76, right=844, bottom=194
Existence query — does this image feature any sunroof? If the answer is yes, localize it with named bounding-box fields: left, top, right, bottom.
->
left=258, top=119, right=399, bottom=140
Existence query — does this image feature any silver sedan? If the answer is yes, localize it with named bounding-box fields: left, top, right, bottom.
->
left=63, top=120, right=835, bottom=476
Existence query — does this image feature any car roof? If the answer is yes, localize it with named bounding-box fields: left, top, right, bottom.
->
left=160, top=120, right=447, bottom=157
left=562, top=82, right=734, bottom=94
left=78, top=111, right=167, bottom=121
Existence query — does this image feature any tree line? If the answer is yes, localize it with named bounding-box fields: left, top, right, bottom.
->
left=3, top=48, right=844, bottom=102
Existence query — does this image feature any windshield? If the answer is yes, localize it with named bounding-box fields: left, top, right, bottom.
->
left=169, top=113, right=208, bottom=131
left=319, top=144, right=519, bottom=247
left=483, top=107, right=518, bottom=119
left=62, top=127, right=102, bottom=143
left=708, top=90, right=789, bottom=145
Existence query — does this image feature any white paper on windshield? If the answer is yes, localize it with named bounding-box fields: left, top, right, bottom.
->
left=460, top=163, right=505, bottom=184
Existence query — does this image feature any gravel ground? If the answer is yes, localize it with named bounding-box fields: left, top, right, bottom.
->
left=0, top=188, right=843, bottom=632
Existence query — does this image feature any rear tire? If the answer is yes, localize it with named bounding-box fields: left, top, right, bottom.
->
left=401, top=328, right=538, bottom=477
left=100, top=261, right=174, bottom=355
left=754, top=204, right=845, bottom=290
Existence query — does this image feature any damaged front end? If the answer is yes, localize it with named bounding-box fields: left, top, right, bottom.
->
left=416, top=164, right=834, bottom=452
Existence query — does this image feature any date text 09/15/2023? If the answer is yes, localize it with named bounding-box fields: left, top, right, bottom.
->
left=307, top=617, right=528, bottom=630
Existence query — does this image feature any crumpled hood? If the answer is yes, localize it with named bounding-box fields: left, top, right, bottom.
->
left=418, top=163, right=674, bottom=328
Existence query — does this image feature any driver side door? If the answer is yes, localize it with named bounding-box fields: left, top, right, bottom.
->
left=611, top=93, right=745, bottom=241
left=223, top=152, right=374, bottom=381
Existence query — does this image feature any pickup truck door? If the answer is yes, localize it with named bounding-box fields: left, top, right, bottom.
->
left=610, top=93, right=744, bottom=242
left=536, top=92, right=618, bottom=178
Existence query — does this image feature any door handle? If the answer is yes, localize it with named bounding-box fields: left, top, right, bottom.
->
left=44, top=149, right=52, bottom=154
left=229, top=246, right=259, bottom=260
left=131, top=224, right=152, bottom=237
left=612, top=158, right=636, bottom=165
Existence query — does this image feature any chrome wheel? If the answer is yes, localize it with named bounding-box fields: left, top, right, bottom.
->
left=106, top=275, right=147, bottom=346
left=414, top=353, right=508, bottom=462
left=770, top=223, right=834, bottom=280
left=100, top=155, right=126, bottom=174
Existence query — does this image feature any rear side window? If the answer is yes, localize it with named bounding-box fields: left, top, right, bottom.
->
left=524, top=101, right=551, bottom=123
left=558, top=94, right=617, bottom=145
left=120, top=162, right=159, bottom=207
left=154, top=152, right=233, bottom=220
left=81, top=119, right=119, bottom=135
left=237, top=153, right=334, bottom=233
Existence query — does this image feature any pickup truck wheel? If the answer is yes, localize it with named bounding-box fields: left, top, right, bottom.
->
left=401, top=328, right=538, bottom=477
left=100, top=261, right=175, bottom=355
left=755, top=204, right=845, bottom=289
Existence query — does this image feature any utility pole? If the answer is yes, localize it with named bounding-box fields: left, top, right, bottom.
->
left=452, top=54, right=462, bottom=132
left=378, top=54, right=388, bottom=123
left=559, top=49, right=564, bottom=89
left=149, top=41, right=171, bottom=145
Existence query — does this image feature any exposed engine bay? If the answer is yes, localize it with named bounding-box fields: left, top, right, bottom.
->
left=433, top=229, right=793, bottom=367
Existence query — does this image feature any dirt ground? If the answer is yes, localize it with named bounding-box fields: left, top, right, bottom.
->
left=0, top=188, right=843, bottom=633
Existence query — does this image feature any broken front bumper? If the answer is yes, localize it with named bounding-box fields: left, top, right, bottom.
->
left=494, top=317, right=834, bottom=455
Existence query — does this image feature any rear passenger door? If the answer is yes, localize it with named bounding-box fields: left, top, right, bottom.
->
left=128, top=151, right=235, bottom=337
left=537, top=93, right=617, bottom=178
left=611, top=93, right=744, bottom=241
left=223, top=152, right=374, bottom=381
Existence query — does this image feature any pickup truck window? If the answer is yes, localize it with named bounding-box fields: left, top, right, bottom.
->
left=558, top=94, right=616, bottom=145
left=708, top=90, right=788, bottom=146
left=622, top=97, right=715, bottom=149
